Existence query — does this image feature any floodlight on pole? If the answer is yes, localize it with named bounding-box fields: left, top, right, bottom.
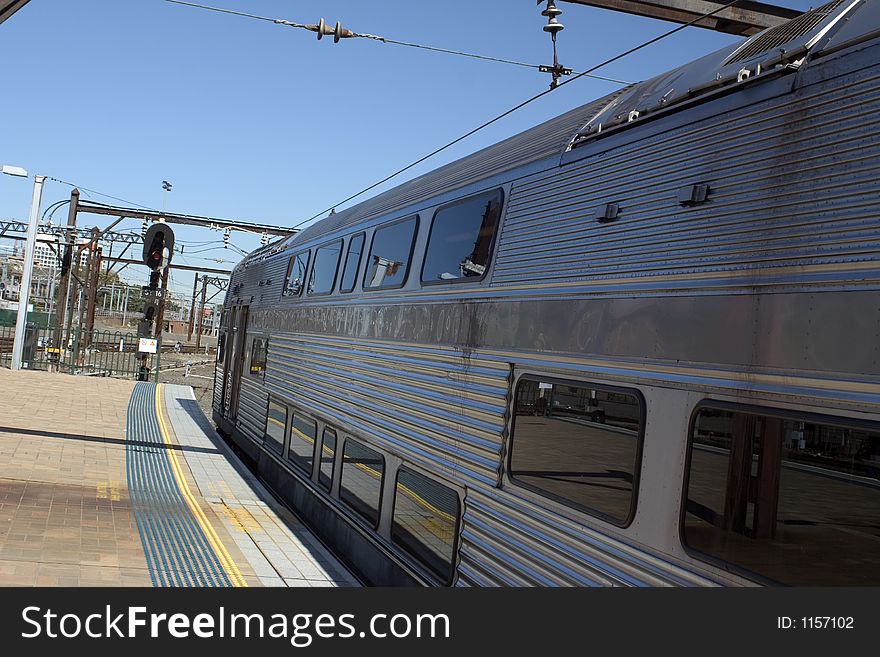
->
left=2, top=165, right=28, bottom=178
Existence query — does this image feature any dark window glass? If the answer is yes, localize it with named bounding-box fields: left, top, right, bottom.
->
left=509, top=379, right=643, bottom=526
left=283, top=251, right=310, bottom=296
left=392, top=467, right=460, bottom=583
left=319, top=428, right=337, bottom=491
left=217, top=332, right=226, bottom=362
left=684, top=407, right=880, bottom=585
left=288, top=413, right=317, bottom=474
left=249, top=337, right=267, bottom=376
left=339, top=233, right=365, bottom=293
left=308, top=240, right=342, bottom=296
left=364, top=217, right=417, bottom=289
left=340, top=439, right=385, bottom=527
left=265, top=401, right=287, bottom=453
left=422, top=190, right=503, bottom=283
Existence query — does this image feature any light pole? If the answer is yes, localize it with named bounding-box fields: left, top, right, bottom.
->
left=11, top=172, right=46, bottom=370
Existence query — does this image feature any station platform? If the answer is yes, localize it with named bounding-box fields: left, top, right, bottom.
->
left=0, top=368, right=358, bottom=587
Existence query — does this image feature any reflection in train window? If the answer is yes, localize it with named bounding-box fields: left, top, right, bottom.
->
left=319, top=428, right=337, bottom=491
left=422, top=189, right=503, bottom=284
left=249, top=337, right=267, bottom=376
left=339, top=233, right=365, bottom=293
left=264, top=401, right=287, bottom=454
left=509, top=378, right=643, bottom=526
left=283, top=251, right=310, bottom=297
left=364, top=216, right=418, bottom=289
left=308, top=240, right=342, bottom=296
left=340, top=439, right=385, bottom=527
left=288, top=413, right=317, bottom=474
left=684, top=406, right=880, bottom=585
left=392, top=467, right=460, bottom=583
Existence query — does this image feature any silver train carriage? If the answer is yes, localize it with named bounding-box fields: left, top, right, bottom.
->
left=213, top=0, right=880, bottom=586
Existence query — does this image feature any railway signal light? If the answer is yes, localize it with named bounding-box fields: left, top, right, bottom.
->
left=143, top=223, right=175, bottom=272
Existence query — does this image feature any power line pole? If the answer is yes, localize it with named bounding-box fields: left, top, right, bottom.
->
left=84, top=243, right=102, bottom=347
left=53, top=188, right=79, bottom=369
left=187, top=273, right=199, bottom=341
left=195, top=274, right=208, bottom=351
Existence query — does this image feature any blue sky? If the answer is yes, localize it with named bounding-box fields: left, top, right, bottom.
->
left=0, top=0, right=812, bottom=293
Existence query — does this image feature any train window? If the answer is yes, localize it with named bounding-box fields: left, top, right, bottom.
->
left=217, top=332, right=226, bottom=362
left=308, top=240, right=342, bottom=296
left=249, top=337, right=267, bottom=376
left=508, top=378, right=644, bottom=527
left=421, top=189, right=503, bottom=284
left=288, top=413, right=317, bottom=474
left=339, top=233, right=365, bottom=293
left=364, top=216, right=418, bottom=289
left=392, top=467, right=460, bottom=584
left=683, top=405, right=880, bottom=585
left=339, top=439, right=385, bottom=527
left=282, top=251, right=310, bottom=297
left=319, top=428, right=337, bottom=491
left=264, top=401, right=287, bottom=454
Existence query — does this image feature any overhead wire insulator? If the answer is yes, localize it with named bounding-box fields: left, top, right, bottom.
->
left=306, top=18, right=355, bottom=43
left=538, top=0, right=569, bottom=90
left=223, top=228, right=230, bottom=248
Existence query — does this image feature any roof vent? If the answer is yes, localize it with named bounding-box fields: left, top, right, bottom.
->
left=725, top=0, right=846, bottom=66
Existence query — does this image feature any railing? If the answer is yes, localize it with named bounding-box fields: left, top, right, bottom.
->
left=0, top=325, right=158, bottom=379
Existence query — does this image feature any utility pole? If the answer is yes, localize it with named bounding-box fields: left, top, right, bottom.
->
left=53, top=189, right=79, bottom=368
left=195, top=274, right=208, bottom=351
left=187, top=273, right=199, bottom=341
left=84, top=242, right=102, bottom=346
left=11, top=174, right=46, bottom=371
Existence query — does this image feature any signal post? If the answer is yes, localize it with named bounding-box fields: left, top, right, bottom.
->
left=137, top=223, right=174, bottom=381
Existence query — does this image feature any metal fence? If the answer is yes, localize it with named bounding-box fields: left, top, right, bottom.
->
left=0, top=325, right=159, bottom=379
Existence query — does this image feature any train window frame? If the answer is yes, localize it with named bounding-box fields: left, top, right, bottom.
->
left=282, top=250, right=311, bottom=297
left=420, top=188, right=504, bottom=286
left=307, top=239, right=343, bottom=297
left=318, top=427, right=337, bottom=491
left=362, top=215, right=419, bottom=291
left=506, top=374, right=647, bottom=529
left=390, top=465, right=462, bottom=585
left=339, top=232, right=366, bottom=294
left=679, top=400, right=880, bottom=586
left=338, top=437, right=386, bottom=529
left=264, top=399, right=288, bottom=455
left=248, top=336, right=268, bottom=378
left=287, top=411, right=318, bottom=476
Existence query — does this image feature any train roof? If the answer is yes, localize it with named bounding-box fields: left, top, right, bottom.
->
left=247, top=0, right=873, bottom=266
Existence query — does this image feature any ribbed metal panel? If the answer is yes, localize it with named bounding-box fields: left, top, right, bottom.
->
left=725, top=0, right=847, bottom=65
left=212, top=367, right=224, bottom=414
left=456, top=489, right=713, bottom=587
left=262, top=333, right=510, bottom=488
left=493, top=65, right=880, bottom=288
left=236, top=377, right=267, bottom=444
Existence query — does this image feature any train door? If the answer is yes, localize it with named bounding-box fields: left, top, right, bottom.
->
left=219, top=306, right=236, bottom=416
left=226, top=305, right=249, bottom=421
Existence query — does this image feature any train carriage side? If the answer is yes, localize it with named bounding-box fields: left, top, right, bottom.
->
left=214, top=0, right=880, bottom=587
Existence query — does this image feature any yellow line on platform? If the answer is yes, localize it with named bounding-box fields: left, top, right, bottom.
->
left=155, top=384, right=248, bottom=588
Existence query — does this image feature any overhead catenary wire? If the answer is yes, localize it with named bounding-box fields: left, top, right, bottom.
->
left=47, top=176, right=155, bottom=210
left=293, top=0, right=744, bottom=229
left=163, top=0, right=631, bottom=85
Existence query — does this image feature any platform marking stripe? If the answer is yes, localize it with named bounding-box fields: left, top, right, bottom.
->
left=155, top=384, right=248, bottom=587
left=126, top=382, right=233, bottom=587
left=143, top=383, right=229, bottom=587
left=138, top=388, right=221, bottom=586
left=132, top=384, right=188, bottom=586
